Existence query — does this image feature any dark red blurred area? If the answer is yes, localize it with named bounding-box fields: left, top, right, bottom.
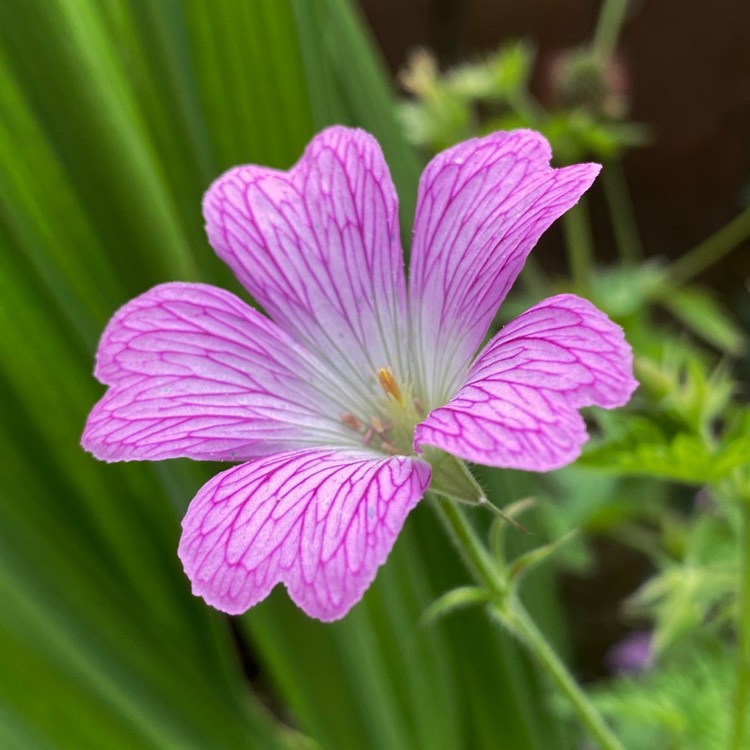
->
left=359, top=0, right=750, bottom=290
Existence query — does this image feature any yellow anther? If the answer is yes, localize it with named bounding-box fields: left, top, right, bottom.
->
left=377, top=367, right=403, bottom=403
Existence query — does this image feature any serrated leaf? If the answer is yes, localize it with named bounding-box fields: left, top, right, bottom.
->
left=582, top=414, right=748, bottom=484
left=592, top=641, right=741, bottom=750
left=629, top=563, right=737, bottom=655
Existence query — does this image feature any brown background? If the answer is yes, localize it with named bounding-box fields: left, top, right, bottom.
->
left=359, top=0, right=750, bottom=295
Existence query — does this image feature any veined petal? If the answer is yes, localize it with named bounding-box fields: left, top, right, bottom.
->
left=409, top=130, right=601, bottom=406
left=203, top=126, right=408, bottom=411
left=82, top=283, right=353, bottom=462
left=414, top=294, right=637, bottom=471
left=178, top=448, right=431, bottom=621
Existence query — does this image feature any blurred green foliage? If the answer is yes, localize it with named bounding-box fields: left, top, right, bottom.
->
left=592, top=640, right=747, bottom=749
left=398, top=26, right=750, bottom=750
left=2, top=0, right=749, bottom=748
left=0, top=1, right=570, bottom=749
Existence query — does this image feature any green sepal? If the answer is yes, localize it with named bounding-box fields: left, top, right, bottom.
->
left=423, top=449, right=486, bottom=504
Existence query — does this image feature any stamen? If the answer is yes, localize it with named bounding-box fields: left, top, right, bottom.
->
left=369, top=417, right=398, bottom=453
left=377, top=367, right=403, bottom=403
left=362, top=425, right=375, bottom=446
left=341, top=412, right=363, bottom=431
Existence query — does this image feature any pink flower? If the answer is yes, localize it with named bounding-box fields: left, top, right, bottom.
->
left=82, top=127, right=636, bottom=621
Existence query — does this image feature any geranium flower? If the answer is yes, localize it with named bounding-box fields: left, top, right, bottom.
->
left=82, top=127, right=636, bottom=621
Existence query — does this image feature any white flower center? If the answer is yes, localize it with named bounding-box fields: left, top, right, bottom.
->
left=339, top=367, right=425, bottom=456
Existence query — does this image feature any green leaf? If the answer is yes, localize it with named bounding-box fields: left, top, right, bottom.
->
left=660, top=285, right=745, bottom=356
left=582, top=421, right=749, bottom=484
left=592, top=640, right=741, bottom=750
left=629, top=561, right=737, bottom=656
left=421, top=587, right=493, bottom=625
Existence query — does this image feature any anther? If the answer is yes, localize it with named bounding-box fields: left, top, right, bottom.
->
left=377, top=367, right=403, bottom=403
left=341, top=412, right=363, bottom=431
left=362, top=425, right=375, bottom=446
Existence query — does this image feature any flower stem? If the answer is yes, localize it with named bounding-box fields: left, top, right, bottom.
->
left=592, top=0, right=630, bottom=61
left=730, top=498, right=750, bottom=750
left=602, top=161, right=642, bottom=265
left=492, top=600, right=625, bottom=750
left=433, top=497, right=626, bottom=750
left=433, top=496, right=505, bottom=593
left=665, top=204, right=750, bottom=286
left=563, top=198, right=594, bottom=294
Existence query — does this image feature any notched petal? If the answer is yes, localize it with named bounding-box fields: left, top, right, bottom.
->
left=178, top=448, right=431, bottom=621
left=203, top=126, right=409, bottom=401
left=409, top=130, right=601, bottom=405
left=414, top=294, right=637, bottom=471
left=82, top=282, right=351, bottom=462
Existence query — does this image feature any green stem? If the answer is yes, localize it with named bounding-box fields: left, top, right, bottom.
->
left=602, top=160, right=642, bottom=265
left=433, top=497, right=626, bottom=750
left=563, top=198, right=594, bottom=294
left=730, top=500, right=750, bottom=750
left=495, top=601, right=626, bottom=750
left=666, top=204, right=750, bottom=286
left=433, top=496, right=505, bottom=594
left=592, top=0, right=630, bottom=61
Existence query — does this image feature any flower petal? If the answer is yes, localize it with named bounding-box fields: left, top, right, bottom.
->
left=203, top=126, right=408, bottom=410
left=82, top=283, right=353, bottom=462
left=178, top=448, right=431, bottom=621
left=408, top=130, right=601, bottom=405
left=414, top=294, right=637, bottom=471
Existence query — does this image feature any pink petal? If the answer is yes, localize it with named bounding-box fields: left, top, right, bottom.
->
left=82, top=283, right=353, bottom=462
left=408, top=130, right=601, bottom=406
left=203, top=127, right=408, bottom=406
left=414, top=294, right=637, bottom=471
left=178, top=448, right=431, bottom=621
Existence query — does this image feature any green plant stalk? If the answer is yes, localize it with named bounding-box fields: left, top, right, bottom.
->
left=602, top=161, right=642, bottom=265
left=432, top=496, right=506, bottom=594
left=563, top=199, right=594, bottom=294
left=730, top=499, right=750, bottom=750
left=592, top=0, right=630, bottom=61
left=492, top=602, right=625, bottom=750
left=434, top=498, right=626, bottom=750
left=519, top=256, right=548, bottom=298
left=666, top=204, right=750, bottom=286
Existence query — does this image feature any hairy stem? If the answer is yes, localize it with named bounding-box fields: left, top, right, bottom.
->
left=730, top=499, right=750, bottom=750
left=433, top=497, right=626, bottom=750
left=492, top=600, right=626, bottom=750
left=433, top=496, right=505, bottom=593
